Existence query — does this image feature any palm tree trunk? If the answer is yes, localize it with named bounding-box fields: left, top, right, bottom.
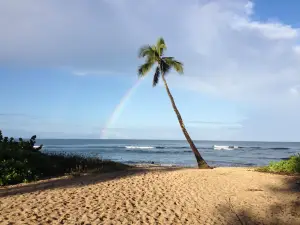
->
left=161, top=74, right=210, bottom=169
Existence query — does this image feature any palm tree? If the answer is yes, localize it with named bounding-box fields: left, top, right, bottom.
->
left=138, top=37, right=210, bottom=169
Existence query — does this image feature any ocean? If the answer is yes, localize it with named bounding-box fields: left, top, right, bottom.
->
left=37, top=139, right=300, bottom=167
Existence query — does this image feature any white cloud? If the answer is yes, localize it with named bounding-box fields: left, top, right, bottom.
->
left=233, top=20, right=298, bottom=40
left=164, top=0, right=300, bottom=108
left=244, top=1, right=254, bottom=15
left=289, top=85, right=300, bottom=95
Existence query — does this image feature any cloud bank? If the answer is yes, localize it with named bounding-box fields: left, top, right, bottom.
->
left=1, top=0, right=299, bottom=102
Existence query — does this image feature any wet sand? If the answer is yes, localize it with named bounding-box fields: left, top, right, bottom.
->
left=0, top=167, right=299, bottom=225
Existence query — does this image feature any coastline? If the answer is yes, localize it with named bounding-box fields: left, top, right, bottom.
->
left=38, top=139, right=300, bottom=168
left=1, top=166, right=299, bottom=224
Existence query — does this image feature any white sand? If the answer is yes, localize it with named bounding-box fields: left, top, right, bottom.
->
left=0, top=167, right=299, bottom=224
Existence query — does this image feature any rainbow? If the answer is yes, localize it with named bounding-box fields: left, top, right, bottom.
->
left=100, top=78, right=143, bottom=139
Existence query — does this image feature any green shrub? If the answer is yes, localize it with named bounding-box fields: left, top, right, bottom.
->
left=0, top=130, right=129, bottom=186
left=257, top=154, right=300, bottom=174
left=0, top=159, right=39, bottom=185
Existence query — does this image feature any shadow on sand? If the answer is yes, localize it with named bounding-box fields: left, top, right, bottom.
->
left=0, top=166, right=184, bottom=198
left=217, top=174, right=300, bottom=225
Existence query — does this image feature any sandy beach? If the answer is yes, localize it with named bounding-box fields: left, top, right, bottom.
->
left=0, top=167, right=299, bottom=225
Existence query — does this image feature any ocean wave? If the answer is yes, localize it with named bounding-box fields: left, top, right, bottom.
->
left=240, top=147, right=289, bottom=150
left=125, top=145, right=191, bottom=150
left=45, top=144, right=192, bottom=151
left=121, top=161, right=179, bottom=167
left=248, top=147, right=261, bottom=149
left=208, top=159, right=256, bottom=166
left=212, top=145, right=290, bottom=150
left=125, top=149, right=191, bottom=154
left=125, top=146, right=154, bottom=149
left=280, top=157, right=291, bottom=160
left=220, top=146, right=262, bottom=150
left=45, top=144, right=291, bottom=152
left=155, top=146, right=189, bottom=149
left=213, top=145, right=239, bottom=150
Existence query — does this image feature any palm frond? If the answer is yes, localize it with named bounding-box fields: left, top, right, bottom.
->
left=170, top=60, right=184, bottom=74
left=138, top=45, right=154, bottom=58
left=162, top=57, right=174, bottom=64
left=162, top=57, right=184, bottom=74
left=156, top=37, right=167, bottom=56
left=160, top=59, right=171, bottom=75
left=145, top=55, right=156, bottom=65
left=152, top=66, right=161, bottom=87
left=138, top=61, right=154, bottom=77
left=150, top=45, right=161, bottom=60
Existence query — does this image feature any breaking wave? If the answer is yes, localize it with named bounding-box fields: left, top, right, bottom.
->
left=213, top=145, right=239, bottom=150
left=125, top=146, right=154, bottom=149
left=125, top=145, right=191, bottom=150
left=212, top=145, right=290, bottom=150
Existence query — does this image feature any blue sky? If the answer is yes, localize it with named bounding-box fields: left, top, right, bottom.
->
left=1, top=0, right=300, bottom=141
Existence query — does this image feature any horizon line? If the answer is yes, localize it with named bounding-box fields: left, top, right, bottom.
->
left=34, top=138, right=300, bottom=143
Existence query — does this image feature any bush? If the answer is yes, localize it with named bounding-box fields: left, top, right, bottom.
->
left=0, top=159, right=39, bottom=185
left=257, top=154, right=300, bottom=174
left=0, top=130, right=129, bottom=186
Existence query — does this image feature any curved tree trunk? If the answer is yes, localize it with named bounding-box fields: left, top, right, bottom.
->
left=161, top=74, right=210, bottom=169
